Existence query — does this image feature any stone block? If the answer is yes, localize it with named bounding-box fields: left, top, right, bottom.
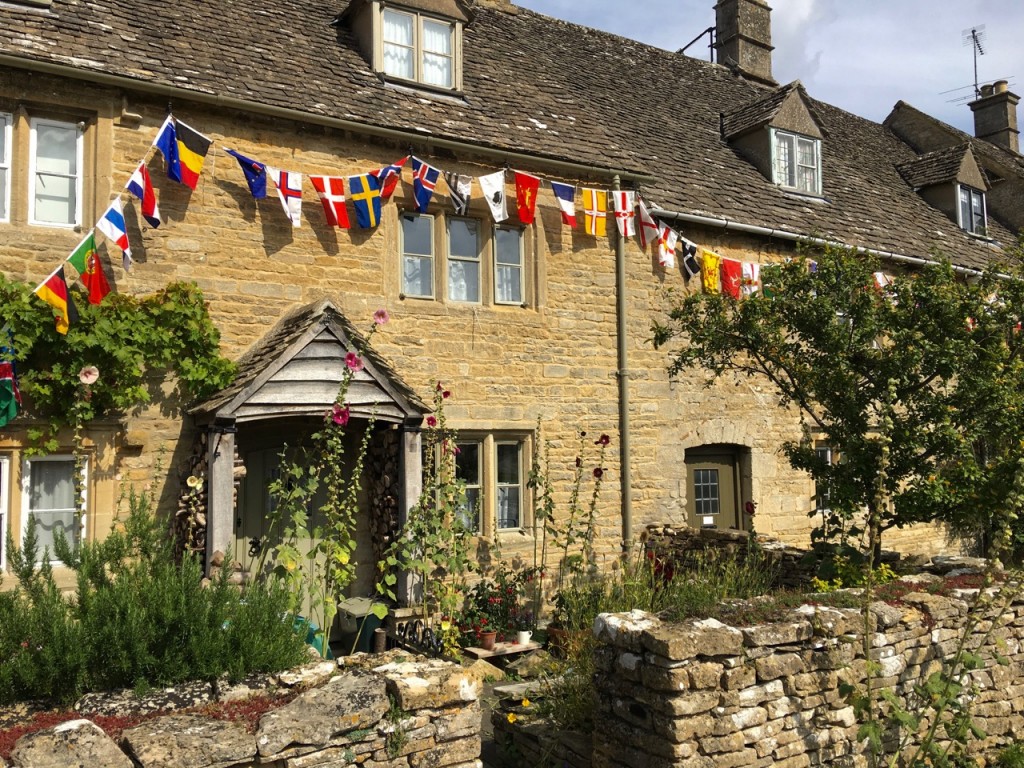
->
left=742, top=621, right=813, bottom=647
left=595, top=610, right=662, bottom=653
left=755, top=652, right=806, bottom=681
left=122, top=713, right=256, bottom=768
left=642, top=618, right=744, bottom=661
left=376, top=658, right=482, bottom=709
left=406, top=735, right=479, bottom=767
left=699, top=731, right=745, bottom=754
left=722, top=666, right=756, bottom=690
left=737, top=679, right=785, bottom=707
left=12, top=719, right=133, bottom=768
left=432, top=702, right=481, bottom=742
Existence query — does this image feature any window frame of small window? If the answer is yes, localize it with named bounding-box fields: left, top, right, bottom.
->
left=493, top=225, right=525, bottom=306
left=451, top=434, right=530, bottom=536
left=0, top=112, right=11, bottom=224
left=380, top=7, right=458, bottom=91
left=400, top=211, right=436, bottom=299
left=770, top=128, right=821, bottom=196
left=27, top=116, right=83, bottom=228
left=20, top=454, right=86, bottom=565
left=957, top=184, right=987, bottom=236
left=447, top=216, right=481, bottom=304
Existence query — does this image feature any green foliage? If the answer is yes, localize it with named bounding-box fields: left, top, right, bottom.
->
left=384, top=695, right=409, bottom=758
left=810, top=558, right=898, bottom=593
left=0, top=492, right=307, bottom=705
left=996, top=743, right=1024, bottom=768
left=0, top=276, right=235, bottom=450
left=653, top=242, right=1024, bottom=556
left=375, top=384, right=475, bottom=626
left=458, top=562, right=540, bottom=644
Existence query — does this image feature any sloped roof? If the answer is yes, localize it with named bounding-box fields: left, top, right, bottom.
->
left=896, top=144, right=976, bottom=189
left=721, top=81, right=822, bottom=139
left=191, top=299, right=427, bottom=424
left=0, top=0, right=1014, bottom=269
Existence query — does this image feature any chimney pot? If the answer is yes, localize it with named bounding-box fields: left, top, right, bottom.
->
left=714, top=0, right=776, bottom=86
left=981, top=84, right=995, bottom=97
left=970, top=82, right=1020, bottom=154
left=995, top=79, right=1009, bottom=94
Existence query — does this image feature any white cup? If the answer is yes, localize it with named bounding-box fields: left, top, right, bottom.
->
left=517, top=630, right=533, bottom=645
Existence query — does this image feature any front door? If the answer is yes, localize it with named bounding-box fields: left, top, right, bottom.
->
left=685, top=447, right=741, bottom=530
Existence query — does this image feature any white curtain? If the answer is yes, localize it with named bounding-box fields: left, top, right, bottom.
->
left=383, top=11, right=414, bottom=79
left=28, top=460, right=77, bottom=560
left=421, top=19, right=452, bottom=87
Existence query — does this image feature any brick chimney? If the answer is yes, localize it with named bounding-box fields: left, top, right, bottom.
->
left=714, top=0, right=776, bottom=86
left=969, top=80, right=1020, bottom=154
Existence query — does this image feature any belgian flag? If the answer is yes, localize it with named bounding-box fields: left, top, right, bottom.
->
left=33, top=266, right=79, bottom=335
left=174, top=119, right=212, bottom=190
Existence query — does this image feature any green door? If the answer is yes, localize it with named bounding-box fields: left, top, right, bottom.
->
left=685, top=449, right=740, bottom=530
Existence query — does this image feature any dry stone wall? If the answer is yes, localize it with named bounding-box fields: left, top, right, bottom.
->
left=588, top=596, right=1024, bottom=768
left=3, top=655, right=483, bottom=768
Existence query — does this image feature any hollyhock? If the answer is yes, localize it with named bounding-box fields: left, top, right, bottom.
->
left=595, top=434, right=610, bottom=446
left=426, top=415, right=437, bottom=428
left=373, top=308, right=390, bottom=325
left=331, top=403, right=350, bottom=426
left=78, top=365, right=100, bottom=385
left=345, top=353, right=364, bottom=372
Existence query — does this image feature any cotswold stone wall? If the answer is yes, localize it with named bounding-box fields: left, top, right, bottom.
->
left=5, top=656, right=483, bottom=768
left=587, top=594, right=1024, bottom=768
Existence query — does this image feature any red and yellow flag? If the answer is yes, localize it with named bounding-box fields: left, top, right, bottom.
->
left=514, top=171, right=540, bottom=225
left=175, top=120, right=212, bottom=190
left=66, top=232, right=111, bottom=305
left=582, top=188, right=607, bottom=237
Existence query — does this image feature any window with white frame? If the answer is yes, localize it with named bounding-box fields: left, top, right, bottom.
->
left=494, top=227, right=523, bottom=305
left=0, top=455, right=8, bottom=569
left=28, top=117, right=82, bottom=227
left=958, top=185, right=987, bottom=235
left=496, top=442, right=522, bottom=530
left=772, top=129, right=821, bottom=195
left=401, top=212, right=435, bottom=298
left=22, top=455, right=83, bottom=563
left=382, top=8, right=455, bottom=89
left=0, top=112, right=11, bottom=223
left=448, top=217, right=480, bottom=303
left=454, top=441, right=481, bottom=531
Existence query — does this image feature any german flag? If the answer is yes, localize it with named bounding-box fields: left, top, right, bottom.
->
left=174, top=119, right=212, bottom=190
left=34, top=266, right=79, bottom=335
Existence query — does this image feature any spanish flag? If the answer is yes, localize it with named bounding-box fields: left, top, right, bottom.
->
left=174, top=119, right=212, bottom=190
left=34, top=266, right=79, bottom=335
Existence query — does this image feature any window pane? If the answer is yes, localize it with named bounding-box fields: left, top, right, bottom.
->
left=422, top=53, right=452, bottom=88
left=0, top=167, right=7, bottom=221
left=422, top=19, right=451, bottom=55
left=797, top=166, right=816, bottom=193
left=797, top=137, right=815, bottom=167
left=383, top=11, right=414, bottom=79
left=496, top=266, right=521, bottom=304
left=29, top=460, right=78, bottom=561
left=30, top=460, right=75, bottom=510
left=495, top=228, right=522, bottom=265
left=459, top=488, right=480, bottom=531
left=449, top=219, right=478, bottom=258
left=497, top=444, right=519, bottom=484
left=455, top=443, right=480, bottom=484
left=402, top=214, right=432, bottom=255
left=448, top=260, right=479, bottom=302
left=404, top=255, right=433, bottom=297
left=693, top=468, right=720, bottom=517
left=775, top=133, right=794, bottom=187
left=0, top=114, right=7, bottom=164
left=497, top=487, right=520, bottom=529
left=960, top=187, right=971, bottom=229
left=35, top=122, right=78, bottom=176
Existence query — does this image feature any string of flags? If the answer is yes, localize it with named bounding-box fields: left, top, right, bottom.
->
left=28, top=112, right=779, bottom=336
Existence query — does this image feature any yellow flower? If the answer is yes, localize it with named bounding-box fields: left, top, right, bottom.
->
left=521, top=698, right=531, bottom=707
left=507, top=713, right=518, bottom=724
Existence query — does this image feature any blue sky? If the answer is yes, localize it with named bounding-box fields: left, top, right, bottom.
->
left=515, top=0, right=1022, bottom=134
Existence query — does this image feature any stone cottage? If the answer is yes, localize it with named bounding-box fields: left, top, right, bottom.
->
left=0, top=0, right=1019, bottom=591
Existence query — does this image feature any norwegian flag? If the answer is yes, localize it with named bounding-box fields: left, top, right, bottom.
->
left=310, top=175, right=351, bottom=229
left=370, top=156, right=408, bottom=202
left=411, top=157, right=440, bottom=212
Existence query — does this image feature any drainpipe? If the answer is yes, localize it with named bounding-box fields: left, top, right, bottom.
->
left=652, top=208, right=1002, bottom=278
left=613, top=175, right=633, bottom=549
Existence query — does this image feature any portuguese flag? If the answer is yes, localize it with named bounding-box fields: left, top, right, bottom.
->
left=66, top=232, right=111, bottom=305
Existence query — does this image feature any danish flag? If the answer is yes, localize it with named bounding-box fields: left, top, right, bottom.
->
left=310, top=175, right=351, bottom=229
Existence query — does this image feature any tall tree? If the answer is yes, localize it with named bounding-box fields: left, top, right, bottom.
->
left=652, top=243, right=1024, bottom=560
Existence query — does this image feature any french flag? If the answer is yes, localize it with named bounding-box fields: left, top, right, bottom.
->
left=126, top=162, right=161, bottom=228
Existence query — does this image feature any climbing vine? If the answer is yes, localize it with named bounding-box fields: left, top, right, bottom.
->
left=0, top=275, right=236, bottom=450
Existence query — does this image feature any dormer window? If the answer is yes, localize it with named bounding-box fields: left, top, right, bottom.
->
left=958, top=185, right=986, bottom=235
left=772, top=129, right=821, bottom=195
left=382, top=8, right=454, bottom=89
left=341, top=0, right=468, bottom=93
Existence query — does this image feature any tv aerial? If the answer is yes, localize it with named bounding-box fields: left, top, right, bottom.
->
left=962, top=25, right=986, bottom=99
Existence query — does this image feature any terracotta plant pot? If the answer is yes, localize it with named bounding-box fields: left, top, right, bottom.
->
left=480, top=631, right=497, bottom=651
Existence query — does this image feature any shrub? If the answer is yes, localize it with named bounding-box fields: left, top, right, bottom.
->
left=0, top=492, right=308, bottom=705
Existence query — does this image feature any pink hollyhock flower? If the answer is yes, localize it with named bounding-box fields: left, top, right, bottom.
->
left=345, top=353, right=364, bottom=372
left=331, top=404, right=350, bottom=426
left=78, top=366, right=100, bottom=385
left=374, top=308, right=390, bottom=325
left=426, top=415, right=437, bottom=428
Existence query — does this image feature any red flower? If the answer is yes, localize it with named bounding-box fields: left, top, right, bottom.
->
left=595, top=434, right=611, bottom=446
left=443, top=390, right=451, bottom=399
left=330, top=404, right=350, bottom=426
left=593, top=467, right=605, bottom=479
left=426, top=415, right=437, bottom=428
left=345, top=353, right=364, bottom=372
